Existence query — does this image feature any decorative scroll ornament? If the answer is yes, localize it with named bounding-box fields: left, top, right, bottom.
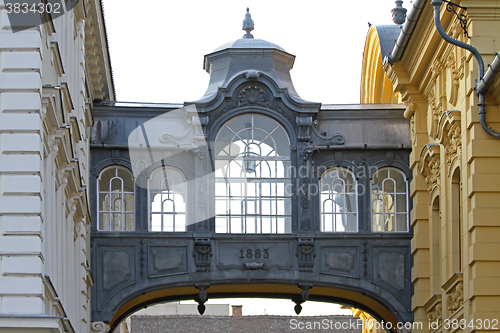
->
left=447, top=281, right=463, bottom=311
left=297, top=238, right=316, bottom=272
left=91, top=322, right=110, bottom=333
left=193, top=238, right=212, bottom=272
left=239, top=86, right=267, bottom=106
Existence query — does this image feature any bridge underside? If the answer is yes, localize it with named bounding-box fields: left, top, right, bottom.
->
left=91, top=233, right=412, bottom=330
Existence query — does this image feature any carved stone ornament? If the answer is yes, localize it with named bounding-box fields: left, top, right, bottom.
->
left=427, top=60, right=446, bottom=139
left=409, top=116, right=416, bottom=146
left=193, top=238, right=212, bottom=272
left=403, top=94, right=416, bottom=118
left=297, top=238, right=316, bottom=272
left=296, top=117, right=313, bottom=141
left=213, top=101, right=237, bottom=120
left=243, top=262, right=266, bottom=270
left=446, top=50, right=460, bottom=106
left=239, top=86, right=267, bottom=106
left=436, top=110, right=462, bottom=175
left=447, top=281, right=463, bottom=311
left=138, top=240, right=146, bottom=277
left=300, top=141, right=318, bottom=161
left=424, top=293, right=442, bottom=329
left=418, top=144, right=440, bottom=194
left=91, top=322, right=110, bottom=333
left=425, top=159, right=440, bottom=193
left=427, top=303, right=442, bottom=323
left=443, top=125, right=461, bottom=169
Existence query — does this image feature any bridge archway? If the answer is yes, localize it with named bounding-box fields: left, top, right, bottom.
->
left=106, top=283, right=408, bottom=332
left=90, top=37, right=413, bottom=333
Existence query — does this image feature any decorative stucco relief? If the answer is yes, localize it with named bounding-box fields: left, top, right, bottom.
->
left=437, top=110, right=462, bottom=175
left=418, top=144, right=441, bottom=194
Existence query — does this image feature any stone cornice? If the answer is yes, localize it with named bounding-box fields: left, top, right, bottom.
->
left=85, top=0, right=115, bottom=102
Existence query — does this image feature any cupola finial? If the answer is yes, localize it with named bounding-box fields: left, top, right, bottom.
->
left=242, top=8, right=254, bottom=39
left=392, top=0, right=407, bottom=25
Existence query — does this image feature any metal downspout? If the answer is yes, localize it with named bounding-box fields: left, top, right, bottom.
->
left=431, top=0, right=500, bottom=138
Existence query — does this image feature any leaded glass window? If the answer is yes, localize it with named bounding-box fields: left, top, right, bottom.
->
left=149, top=167, right=186, bottom=232
left=214, top=114, right=291, bottom=233
left=371, top=167, right=408, bottom=232
left=320, top=168, right=358, bottom=232
left=98, top=166, right=135, bottom=231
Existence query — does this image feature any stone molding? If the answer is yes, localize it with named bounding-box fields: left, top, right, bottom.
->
left=91, top=321, right=110, bottom=333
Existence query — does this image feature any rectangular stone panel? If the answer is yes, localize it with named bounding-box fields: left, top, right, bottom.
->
left=147, top=246, right=187, bottom=278
left=217, top=241, right=292, bottom=270
left=372, top=246, right=409, bottom=299
left=96, top=245, right=136, bottom=311
left=320, top=246, right=359, bottom=278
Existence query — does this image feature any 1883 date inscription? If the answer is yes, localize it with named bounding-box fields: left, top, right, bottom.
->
left=239, top=248, right=269, bottom=259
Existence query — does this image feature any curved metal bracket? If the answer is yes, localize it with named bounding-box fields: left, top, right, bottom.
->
left=431, top=0, right=500, bottom=138
left=442, top=0, right=469, bottom=38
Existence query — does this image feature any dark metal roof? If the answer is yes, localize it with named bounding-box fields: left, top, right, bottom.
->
left=374, top=25, right=402, bottom=63
left=214, top=38, right=286, bottom=53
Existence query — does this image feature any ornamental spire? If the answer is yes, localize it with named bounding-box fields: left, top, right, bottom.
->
left=242, top=8, right=254, bottom=39
left=392, top=0, right=407, bottom=25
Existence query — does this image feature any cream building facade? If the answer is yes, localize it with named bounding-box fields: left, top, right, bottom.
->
left=362, top=0, right=500, bottom=331
left=0, top=0, right=113, bottom=332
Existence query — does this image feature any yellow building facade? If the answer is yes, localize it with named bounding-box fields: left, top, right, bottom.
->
left=362, top=0, right=500, bottom=331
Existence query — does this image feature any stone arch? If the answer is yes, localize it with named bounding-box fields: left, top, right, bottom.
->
left=98, top=282, right=412, bottom=332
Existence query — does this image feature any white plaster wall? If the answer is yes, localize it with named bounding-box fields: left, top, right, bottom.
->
left=0, top=1, right=94, bottom=332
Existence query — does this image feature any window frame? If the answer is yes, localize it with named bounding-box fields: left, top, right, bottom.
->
left=148, top=166, right=187, bottom=232
left=214, top=113, right=292, bottom=234
left=371, top=167, right=409, bottom=232
left=97, top=166, right=135, bottom=231
left=319, top=167, right=359, bottom=232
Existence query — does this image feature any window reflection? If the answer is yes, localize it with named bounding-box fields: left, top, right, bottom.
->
left=371, top=168, right=408, bottom=232
left=320, top=168, right=358, bottom=232
left=214, top=114, right=291, bottom=233
left=149, top=167, right=186, bottom=232
left=98, top=166, right=135, bottom=231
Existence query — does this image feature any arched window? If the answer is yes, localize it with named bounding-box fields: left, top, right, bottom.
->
left=320, top=168, right=358, bottom=232
left=214, top=114, right=291, bottom=233
left=98, top=166, right=135, bottom=231
left=149, top=167, right=186, bottom=232
left=371, top=167, right=408, bottom=232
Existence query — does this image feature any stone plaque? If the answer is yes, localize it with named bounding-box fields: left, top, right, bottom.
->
left=97, top=245, right=136, bottom=311
left=148, top=246, right=187, bottom=278
left=217, top=241, right=292, bottom=270
left=372, top=247, right=407, bottom=296
left=320, top=246, right=359, bottom=278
